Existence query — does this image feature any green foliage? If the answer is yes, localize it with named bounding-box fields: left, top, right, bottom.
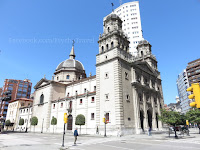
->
left=158, top=109, right=185, bottom=126
left=186, top=109, right=200, bottom=124
left=5, top=120, right=11, bottom=126
left=75, top=114, right=85, bottom=126
left=31, top=116, right=38, bottom=126
left=19, top=118, right=24, bottom=125
left=51, top=117, right=57, bottom=125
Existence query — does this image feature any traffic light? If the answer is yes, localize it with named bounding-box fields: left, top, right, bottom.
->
left=187, top=83, right=200, bottom=108
left=64, top=113, right=68, bottom=123
left=103, top=118, right=105, bottom=123
left=186, top=120, right=189, bottom=126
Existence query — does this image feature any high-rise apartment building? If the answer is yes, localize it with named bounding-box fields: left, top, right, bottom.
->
left=186, top=58, right=200, bottom=85
left=106, top=1, right=143, bottom=55
left=0, top=79, right=32, bottom=119
left=176, top=70, right=190, bottom=114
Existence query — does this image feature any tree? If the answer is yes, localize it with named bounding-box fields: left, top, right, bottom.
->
left=51, top=117, right=57, bottom=134
left=19, top=118, right=24, bottom=132
left=31, top=116, right=38, bottom=133
left=75, top=114, right=85, bottom=134
left=159, top=109, right=185, bottom=138
left=186, top=109, right=200, bottom=134
left=5, top=120, right=11, bottom=131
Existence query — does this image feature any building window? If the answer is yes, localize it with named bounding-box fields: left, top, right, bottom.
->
left=67, top=93, right=70, bottom=97
left=21, top=103, right=24, bottom=106
left=128, top=118, right=131, bottom=121
left=57, top=76, right=59, bottom=80
left=75, top=91, right=78, bottom=95
left=126, top=94, right=130, bottom=101
left=84, top=88, right=87, bottom=93
left=61, top=103, right=63, bottom=108
left=111, top=42, right=114, bottom=48
left=107, top=27, right=110, bottom=32
left=94, top=86, right=96, bottom=91
left=106, top=44, right=109, bottom=50
left=80, top=99, right=83, bottom=104
left=146, top=95, right=150, bottom=102
left=154, top=98, right=157, bottom=105
left=53, top=104, right=55, bottom=109
left=102, top=46, right=104, bottom=53
left=40, top=94, right=44, bottom=104
left=139, top=94, right=143, bottom=102
left=105, top=72, right=109, bottom=79
left=27, top=109, right=28, bottom=113
left=91, top=97, right=95, bottom=103
left=141, top=51, right=143, bottom=57
left=66, top=75, right=70, bottom=79
left=91, top=113, right=94, bottom=120
left=125, top=72, right=129, bottom=80
left=105, top=94, right=109, bottom=101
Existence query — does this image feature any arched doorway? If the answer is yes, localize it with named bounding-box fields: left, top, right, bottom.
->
left=140, top=110, right=144, bottom=131
left=156, top=113, right=159, bottom=129
left=67, top=115, right=73, bottom=130
left=147, top=109, right=152, bottom=128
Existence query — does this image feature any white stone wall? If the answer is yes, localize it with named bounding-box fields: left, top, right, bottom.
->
left=17, top=107, right=32, bottom=131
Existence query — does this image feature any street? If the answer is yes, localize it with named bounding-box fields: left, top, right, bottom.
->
left=1, top=129, right=200, bottom=150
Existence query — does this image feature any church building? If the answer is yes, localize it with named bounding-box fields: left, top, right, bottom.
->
left=31, top=13, right=164, bottom=135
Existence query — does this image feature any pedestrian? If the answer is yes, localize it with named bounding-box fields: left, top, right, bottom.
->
left=148, top=127, right=152, bottom=136
left=96, top=126, right=99, bottom=134
left=74, top=128, right=78, bottom=144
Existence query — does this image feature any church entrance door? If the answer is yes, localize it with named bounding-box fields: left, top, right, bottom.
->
left=147, top=109, right=152, bottom=128
left=140, top=111, right=144, bottom=131
left=67, top=115, right=73, bottom=130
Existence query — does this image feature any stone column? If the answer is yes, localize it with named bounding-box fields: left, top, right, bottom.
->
left=143, top=91, right=148, bottom=130
left=151, top=94, right=157, bottom=130
left=157, top=96, right=163, bottom=130
left=133, top=87, right=140, bottom=134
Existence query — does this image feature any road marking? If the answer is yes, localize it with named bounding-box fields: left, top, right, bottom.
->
left=126, top=141, right=200, bottom=149
left=101, top=144, right=134, bottom=150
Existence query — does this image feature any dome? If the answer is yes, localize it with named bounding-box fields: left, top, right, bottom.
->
left=138, top=39, right=150, bottom=45
left=56, top=59, right=84, bottom=71
left=105, top=13, right=122, bottom=22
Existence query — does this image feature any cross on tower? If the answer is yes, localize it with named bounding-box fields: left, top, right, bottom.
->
left=72, top=40, right=75, bottom=46
left=111, top=3, right=114, bottom=12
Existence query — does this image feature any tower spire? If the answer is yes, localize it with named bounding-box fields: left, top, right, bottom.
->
left=69, top=40, right=76, bottom=59
left=111, top=3, right=114, bottom=12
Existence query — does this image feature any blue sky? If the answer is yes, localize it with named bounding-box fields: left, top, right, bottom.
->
left=0, top=0, right=199, bottom=104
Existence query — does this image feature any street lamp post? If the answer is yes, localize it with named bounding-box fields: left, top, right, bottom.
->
left=104, top=114, right=107, bottom=137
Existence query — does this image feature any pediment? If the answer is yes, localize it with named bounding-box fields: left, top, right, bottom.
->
left=34, top=78, right=50, bottom=89
left=134, top=61, right=155, bottom=75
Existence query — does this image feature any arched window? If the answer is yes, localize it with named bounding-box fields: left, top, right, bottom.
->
left=101, top=46, right=104, bottom=53
left=66, top=75, right=70, bottom=79
left=141, top=51, right=143, bottom=57
left=111, top=42, right=114, bottom=48
left=57, top=76, right=59, bottom=81
left=107, top=27, right=110, bottom=32
left=106, top=44, right=109, bottom=50
left=40, top=94, right=44, bottom=104
left=139, top=94, right=143, bottom=102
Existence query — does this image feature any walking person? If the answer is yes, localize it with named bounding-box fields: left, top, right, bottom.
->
left=148, top=127, right=152, bottom=136
left=74, top=128, right=78, bottom=145
left=96, top=126, right=99, bottom=134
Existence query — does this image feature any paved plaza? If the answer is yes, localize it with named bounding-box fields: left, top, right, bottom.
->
left=1, top=129, right=200, bottom=150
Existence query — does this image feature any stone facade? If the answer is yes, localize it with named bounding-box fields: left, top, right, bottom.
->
left=29, top=13, right=164, bottom=135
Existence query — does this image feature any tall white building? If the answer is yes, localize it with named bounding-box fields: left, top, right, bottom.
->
left=106, top=1, right=143, bottom=55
